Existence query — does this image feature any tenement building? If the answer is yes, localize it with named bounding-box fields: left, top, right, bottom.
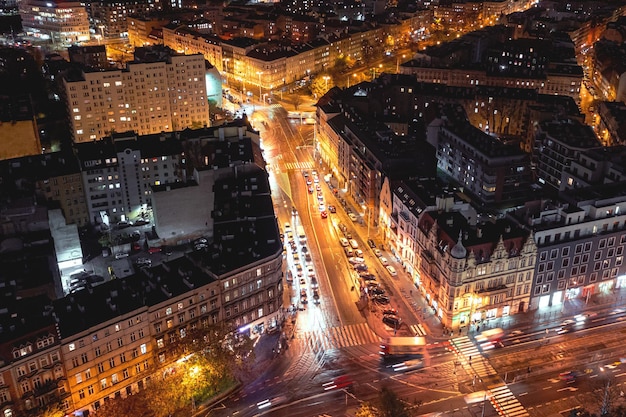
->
left=414, top=203, right=536, bottom=329
left=63, top=46, right=210, bottom=143
left=511, top=181, right=626, bottom=309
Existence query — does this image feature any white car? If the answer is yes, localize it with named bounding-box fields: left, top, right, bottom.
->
left=349, top=239, right=359, bottom=249
left=373, top=249, right=382, bottom=257
left=339, top=238, right=349, bottom=247
left=348, top=257, right=365, bottom=264
left=386, top=265, right=397, bottom=276
left=348, top=213, right=358, bottom=222
left=378, top=256, right=389, bottom=266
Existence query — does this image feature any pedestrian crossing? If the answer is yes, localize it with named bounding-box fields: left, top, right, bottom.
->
left=451, top=337, right=530, bottom=417
left=296, top=323, right=380, bottom=352
left=489, top=384, right=530, bottom=417
left=284, top=161, right=314, bottom=171
left=409, top=324, right=427, bottom=336
left=450, top=336, right=493, bottom=378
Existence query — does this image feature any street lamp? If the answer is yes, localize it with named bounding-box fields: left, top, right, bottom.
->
left=396, top=54, right=406, bottom=73
left=256, top=71, right=263, bottom=102
left=223, top=58, right=230, bottom=84
left=323, top=75, right=330, bottom=91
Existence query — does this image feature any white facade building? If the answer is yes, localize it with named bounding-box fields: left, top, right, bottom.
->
left=64, top=50, right=210, bottom=143
left=19, top=0, right=90, bottom=45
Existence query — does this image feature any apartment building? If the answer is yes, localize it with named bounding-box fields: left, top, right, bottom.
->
left=18, top=0, right=89, bottom=45
left=162, top=25, right=223, bottom=71
left=428, top=105, right=532, bottom=205
left=63, top=46, right=210, bottom=143
left=75, top=132, right=184, bottom=226
left=0, top=296, right=69, bottom=417
left=414, top=204, right=536, bottom=328
left=90, top=0, right=158, bottom=39
left=511, top=182, right=626, bottom=309
left=561, top=145, right=626, bottom=191
left=533, top=118, right=601, bottom=190
left=596, top=101, right=626, bottom=146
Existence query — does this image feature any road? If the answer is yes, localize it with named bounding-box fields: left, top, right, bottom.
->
left=203, top=104, right=626, bottom=417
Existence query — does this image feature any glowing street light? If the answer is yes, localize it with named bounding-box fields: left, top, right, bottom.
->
left=323, top=75, right=330, bottom=91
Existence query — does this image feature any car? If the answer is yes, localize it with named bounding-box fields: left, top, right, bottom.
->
left=295, top=263, right=303, bottom=272
left=354, top=249, right=363, bottom=257
left=134, top=218, right=150, bottom=226
left=366, top=281, right=380, bottom=288
left=354, top=263, right=368, bottom=271
left=303, top=171, right=309, bottom=178
left=338, top=223, right=347, bottom=233
left=195, top=237, right=208, bottom=245
left=348, top=213, right=358, bottom=222
left=132, top=242, right=142, bottom=251
left=313, top=176, right=319, bottom=183
left=307, top=265, right=314, bottom=275
left=301, top=246, right=309, bottom=254
left=339, top=238, right=349, bottom=247
left=559, top=371, right=577, bottom=383
left=319, top=202, right=325, bottom=211
left=300, top=277, right=306, bottom=286
left=328, top=205, right=336, bottom=213
left=322, top=375, right=353, bottom=391
left=286, top=270, right=294, bottom=283
left=383, top=315, right=402, bottom=327
left=372, top=295, right=390, bottom=304
left=300, top=288, right=307, bottom=297
left=316, top=184, right=322, bottom=191
left=305, top=253, right=312, bottom=262
left=360, top=273, right=377, bottom=281
left=344, top=247, right=354, bottom=257
left=349, top=239, right=359, bottom=249
left=386, top=265, right=397, bottom=276
left=345, top=232, right=353, bottom=239
left=373, top=248, right=382, bottom=257
left=293, top=252, right=300, bottom=261
left=378, top=256, right=389, bottom=266
left=382, top=308, right=399, bottom=316
left=114, top=252, right=129, bottom=259
left=369, top=286, right=386, bottom=296
left=348, top=257, right=365, bottom=264
left=134, top=257, right=152, bottom=267
left=117, top=220, right=133, bottom=229
left=194, top=244, right=207, bottom=251
left=317, top=191, right=324, bottom=200
left=300, top=296, right=308, bottom=304
left=310, top=276, right=318, bottom=288
left=321, top=210, right=328, bottom=219
left=308, top=186, right=314, bottom=193
left=313, top=289, right=320, bottom=301
left=306, top=178, right=312, bottom=185
left=367, top=239, right=376, bottom=248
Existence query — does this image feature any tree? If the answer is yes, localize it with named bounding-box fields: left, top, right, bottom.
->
left=310, top=74, right=333, bottom=99
left=377, top=387, right=412, bottom=417
left=355, top=402, right=378, bottom=417
left=93, top=392, right=150, bottom=417
left=289, top=94, right=303, bottom=111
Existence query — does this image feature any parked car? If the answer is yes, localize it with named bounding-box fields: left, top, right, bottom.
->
left=348, top=213, right=358, bottom=222
left=349, top=239, right=359, bottom=249
left=383, top=315, right=402, bottom=327
left=354, top=249, right=363, bottom=257
left=328, top=205, right=336, bottom=213
left=386, top=265, right=397, bottom=276
left=382, top=309, right=399, bottom=316
left=378, top=256, right=389, bottom=266
left=339, top=238, right=349, bottom=247
left=367, top=239, right=376, bottom=248
left=369, top=286, right=385, bottom=296
left=348, top=257, right=365, bottom=264
left=115, top=252, right=129, bottom=259
left=354, top=263, right=368, bottom=271
left=134, top=257, right=152, bottom=267
left=344, top=247, right=354, bottom=257
left=373, top=249, right=382, bottom=257
left=134, top=218, right=150, bottom=226
left=359, top=273, right=377, bottom=281
left=372, top=295, right=390, bottom=304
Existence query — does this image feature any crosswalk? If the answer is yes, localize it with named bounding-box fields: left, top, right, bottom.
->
left=451, top=337, right=529, bottom=417
left=409, top=324, right=427, bottom=336
left=451, top=336, right=493, bottom=378
left=295, top=323, right=380, bottom=352
left=489, top=384, right=529, bottom=417
left=284, top=161, right=314, bottom=171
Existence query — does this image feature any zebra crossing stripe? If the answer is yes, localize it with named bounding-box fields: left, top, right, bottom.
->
left=410, top=324, right=427, bottom=336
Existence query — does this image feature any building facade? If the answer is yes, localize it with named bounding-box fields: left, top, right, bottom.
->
left=63, top=47, right=210, bottom=143
left=18, top=0, right=90, bottom=45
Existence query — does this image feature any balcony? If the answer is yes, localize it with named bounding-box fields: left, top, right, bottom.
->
left=476, top=284, right=508, bottom=295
